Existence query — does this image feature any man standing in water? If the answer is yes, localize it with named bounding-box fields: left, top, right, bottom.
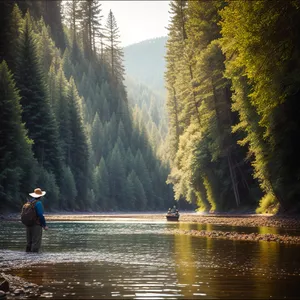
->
left=21, top=188, right=49, bottom=253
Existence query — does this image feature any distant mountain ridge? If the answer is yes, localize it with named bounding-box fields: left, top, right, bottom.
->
left=124, top=36, right=167, bottom=93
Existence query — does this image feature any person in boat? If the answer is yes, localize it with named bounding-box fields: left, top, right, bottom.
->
left=171, top=205, right=177, bottom=213
left=21, top=188, right=49, bottom=253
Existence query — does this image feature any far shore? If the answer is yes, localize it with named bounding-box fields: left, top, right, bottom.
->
left=2, top=211, right=300, bottom=229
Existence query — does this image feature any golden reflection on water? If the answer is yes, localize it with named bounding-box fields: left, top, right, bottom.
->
left=259, top=226, right=278, bottom=235
left=174, top=222, right=198, bottom=298
left=252, top=227, right=280, bottom=299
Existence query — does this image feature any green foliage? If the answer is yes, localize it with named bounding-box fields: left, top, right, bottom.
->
left=60, top=165, right=77, bottom=210
left=256, top=194, right=279, bottom=215
left=165, top=0, right=261, bottom=212
left=67, top=77, right=89, bottom=208
left=0, top=60, right=36, bottom=210
left=220, top=0, right=300, bottom=213
left=1, top=1, right=176, bottom=213
left=94, top=157, right=110, bottom=210
left=6, top=4, right=24, bottom=72
left=35, top=166, right=60, bottom=210
left=15, top=12, right=63, bottom=181
left=104, top=10, right=125, bottom=84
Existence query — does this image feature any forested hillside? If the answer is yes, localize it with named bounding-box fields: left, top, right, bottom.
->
left=124, top=37, right=195, bottom=210
left=165, top=0, right=300, bottom=214
left=124, top=38, right=168, bottom=162
left=124, top=37, right=167, bottom=94
left=0, top=1, right=174, bottom=212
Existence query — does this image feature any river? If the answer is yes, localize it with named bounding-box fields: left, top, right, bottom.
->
left=1, top=219, right=300, bottom=299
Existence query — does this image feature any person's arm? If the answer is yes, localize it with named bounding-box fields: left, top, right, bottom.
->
left=35, top=201, right=47, bottom=228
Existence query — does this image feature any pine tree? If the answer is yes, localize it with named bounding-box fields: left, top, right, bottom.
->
left=91, top=0, right=103, bottom=55
left=35, top=165, right=60, bottom=210
left=134, top=150, right=153, bottom=209
left=0, top=61, right=36, bottom=209
left=15, top=12, right=62, bottom=181
left=104, top=10, right=125, bottom=84
left=37, top=22, right=56, bottom=74
left=67, top=77, right=89, bottom=209
left=107, top=141, right=127, bottom=209
left=6, top=4, right=24, bottom=72
left=91, top=112, right=104, bottom=165
left=94, top=157, right=110, bottom=210
left=40, top=0, right=66, bottom=50
left=60, top=165, right=77, bottom=210
left=130, top=170, right=147, bottom=211
left=63, top=0, right=81, bottom=40
left=79, top=0, right=103, bottom=57
left=55, top=67, right=72, bottom=164
left=165, top=1, right=186, bottom=162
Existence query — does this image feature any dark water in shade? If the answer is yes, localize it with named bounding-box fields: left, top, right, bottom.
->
left=1, top=220, right=300, bottom=299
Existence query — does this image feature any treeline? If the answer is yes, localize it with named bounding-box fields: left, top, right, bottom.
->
left=165, top=0, right=300, bottom=214
left=0, top=0, right=174, bottom=212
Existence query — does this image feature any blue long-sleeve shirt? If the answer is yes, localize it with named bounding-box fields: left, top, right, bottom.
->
left=29, top=198, right=46, bottom=227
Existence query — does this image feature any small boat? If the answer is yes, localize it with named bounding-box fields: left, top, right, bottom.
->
left=166, top=212, right=180, bottom=221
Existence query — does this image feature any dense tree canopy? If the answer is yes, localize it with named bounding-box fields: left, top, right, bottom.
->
left=165, top=0, right=300, bottom=214
left=0, top=0, right=175, bottom=212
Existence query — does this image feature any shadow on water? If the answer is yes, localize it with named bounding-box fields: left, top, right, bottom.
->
left=2, top=220, right=300, bottom=299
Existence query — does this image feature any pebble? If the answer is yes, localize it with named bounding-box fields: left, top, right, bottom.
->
left=40, top=292, right=53, bottom=298
left=13, top=289, right=24, bottom=295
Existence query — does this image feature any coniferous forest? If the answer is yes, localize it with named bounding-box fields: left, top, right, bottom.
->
left=0, top=0, right=174, bottom=212
left=1, top=0, right=300, bottom=215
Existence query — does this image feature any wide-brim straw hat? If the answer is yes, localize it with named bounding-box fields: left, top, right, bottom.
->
left=29, top=188, right=46, bottom=198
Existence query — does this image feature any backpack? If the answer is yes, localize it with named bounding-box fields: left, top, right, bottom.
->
left=21, top=200, right=37, bottom=226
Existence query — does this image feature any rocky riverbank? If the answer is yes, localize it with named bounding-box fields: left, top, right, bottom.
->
left=0, top=273, right=44, bottom=299
left=165, top=228, right=300, bottom=244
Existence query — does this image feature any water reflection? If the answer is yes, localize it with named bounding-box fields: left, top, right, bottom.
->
left=174, top=223, right=198, bottom=298
left=182, top=222, right=300, bottom=236
left=2, top=221, right=300, bottom=299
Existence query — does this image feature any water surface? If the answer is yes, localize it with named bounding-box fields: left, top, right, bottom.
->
left=2, top=220, right=300, bottom=299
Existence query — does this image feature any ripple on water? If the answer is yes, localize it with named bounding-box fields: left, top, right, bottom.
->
left=2, top=221, right=300, bottom=299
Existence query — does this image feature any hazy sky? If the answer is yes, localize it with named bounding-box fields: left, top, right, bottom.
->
left=101, top=1, right=170, bottom=47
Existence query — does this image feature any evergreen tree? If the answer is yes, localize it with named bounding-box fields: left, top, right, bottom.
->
left=107, top=142, right=127, bottom=209
left=6, top=4, right=24, bottom=72
left=220, top=0, right=300, bottom=213
left=35, top=165, right=59, bottom=210
left=0, top=61, right=36, bottom=209
left=94, top=157, right=110, bottom=210
left=67, top=77, right=89, bottom=209
left=134, top=150, right=153, bottom=209
left=129, top=170, right=147, bottom=211
left=40, top=0, right=66, bottom=50
left=55, top=67, right=72, bottom=164
left=104, top=10, right=125, bottom=84
left=60, top=165, right=77, bottom=210
left=15, top=12, right=62, bottom=182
